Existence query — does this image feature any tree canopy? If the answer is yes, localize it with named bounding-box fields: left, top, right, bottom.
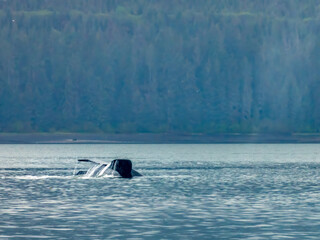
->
left=0, top=0, right=320, bottom=133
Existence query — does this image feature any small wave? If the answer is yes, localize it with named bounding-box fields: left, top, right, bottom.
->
left=140, top=166, right=240, bottom=170
left=140, top=163, right=320, bottom=171
left=80, top=175, right=120, bottom=179
left=1, top=175, right=74, bottom=180
left=0, top=168, right=72, bottom=173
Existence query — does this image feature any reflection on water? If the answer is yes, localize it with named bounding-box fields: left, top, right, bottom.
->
left=1, top=144, right=320, bottom=239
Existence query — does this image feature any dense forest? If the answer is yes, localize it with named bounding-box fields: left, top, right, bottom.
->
left=1, top=0, right=320, bottom=133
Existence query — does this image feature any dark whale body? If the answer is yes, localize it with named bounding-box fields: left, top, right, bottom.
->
left=75, top=159, right=141, bottom=178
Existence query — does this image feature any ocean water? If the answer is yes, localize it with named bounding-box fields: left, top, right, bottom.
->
left=1, top=144, right=320, bottom=239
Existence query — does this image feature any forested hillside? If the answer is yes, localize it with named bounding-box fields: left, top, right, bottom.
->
left=1, top=0, right=320, bottom=133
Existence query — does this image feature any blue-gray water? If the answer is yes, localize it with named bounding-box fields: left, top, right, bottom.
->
left=1, top=144, right=320, bottom=239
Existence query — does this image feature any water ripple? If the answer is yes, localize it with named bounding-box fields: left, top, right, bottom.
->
left=1, top=144, right=320, bottom=239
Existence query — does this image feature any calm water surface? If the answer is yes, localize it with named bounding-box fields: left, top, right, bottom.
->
left=0, top=144, right=320, bottom=239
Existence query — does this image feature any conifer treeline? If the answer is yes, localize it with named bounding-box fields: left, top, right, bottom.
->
left=0, top=0, right=320, bottom=133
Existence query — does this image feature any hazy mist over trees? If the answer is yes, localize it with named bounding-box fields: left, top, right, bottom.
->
left=1, top=0, right=320, bottom=134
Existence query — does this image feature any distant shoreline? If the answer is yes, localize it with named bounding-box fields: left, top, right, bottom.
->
left=0, top=133, right=320, bottom=144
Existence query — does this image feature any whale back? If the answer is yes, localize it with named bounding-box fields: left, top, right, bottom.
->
left=111, top=159, right=132, bottom=178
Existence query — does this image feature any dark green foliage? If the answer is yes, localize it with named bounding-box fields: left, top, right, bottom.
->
left=0, top=0, right=320, bottom=133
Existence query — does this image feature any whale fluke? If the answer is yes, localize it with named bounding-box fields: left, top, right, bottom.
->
left=78, top=159, right=99, bottom=164
left=74, top=159, right=141, bottom=178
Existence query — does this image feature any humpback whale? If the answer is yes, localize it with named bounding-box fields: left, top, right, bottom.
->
left=74, top=159, right=142, bottom=178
